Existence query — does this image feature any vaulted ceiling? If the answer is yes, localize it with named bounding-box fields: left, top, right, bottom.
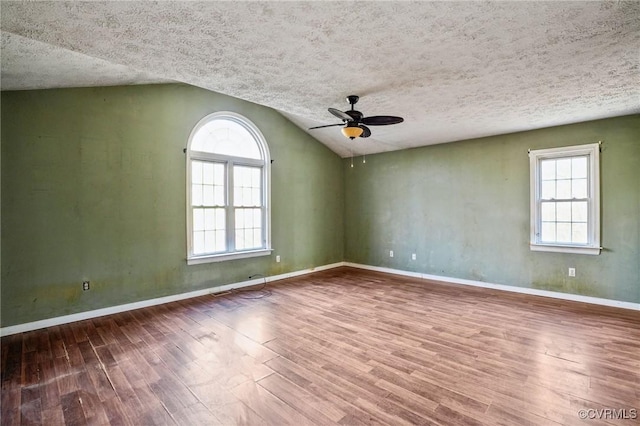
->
left=2, top=1, right=639, bottom=157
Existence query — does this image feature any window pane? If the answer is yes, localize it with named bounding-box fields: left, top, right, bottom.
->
left=245, top=209, right=253, bottom=227
left=234, top=166, right=262, bottom=207
left=204, top=209, right=215, bottom=230
left=252, top=168, right=260, bottom=185
left=557, top=180, right=571, bottom=199
left=203, top=163, right=214, bottom=184
left=572, top=178, right=587, bottom=199
left=236, top=209, right=244, bottom=228
left=572, top=201, right=588, bottom=222
left=541, top=181, right=555, bottom=199
left=216, top=209, right=225, bottom=230
left=191, top=119, right=261, bottom=159
left=235, top=189, right=244, bottom=206
left=572, top=157, right=587, bottom=179
left=193, top=161, right=224, bottom=207
left=203, top=185, right=214, bottom=206
left=193, top=231, right=205, bottom=254
left=556, top=159, right=571, bottom=179
left=234, top=166, right=247, bottom=186
left=541, top=160, right=555, bottom=180
left=214, top=163, right=225, bottom=184
left=557, top=223, right=571, bottom=243
left=243, top=188, right=252, bottom=205
left=242, top=168, right=252, bottom=186
left=194, top=208, right=225, bottom=254
left=237, top=230, right=246, bottom=250
left=204, top=231, right=216, bottom=252
left=233, top=167, right=244, bottom=186
left=192, top=184, right=203, bottom=206
left=572, top=223, right=588, bottom=244
left=192, top=161, right=203, bottom=184
left=541, top=202, right=556, bottom=222
left=195, top=228, right=227, bottom=254
left=233, top=207, right=262, bottom=251
left=541, top=222, right=556, bottom=242
left=214, top=186, right=225, bottom=206
left=235, top=228, right=261, bottom=251
left=193, top=209, right=205, bottom=231
left=215, top=231, right=226, bottom=251
left=557, top=202, right=571, bottom=222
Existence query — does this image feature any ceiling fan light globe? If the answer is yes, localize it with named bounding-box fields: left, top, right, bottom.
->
left=342, top=126, right=363, bottom=139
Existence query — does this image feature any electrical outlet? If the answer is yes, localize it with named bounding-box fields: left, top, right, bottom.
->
left=411, top=253, right=416, bottom=260
left=389, top=250, right=394, bottom=258
left=82, top=281, right=90, bottom=291
left=568, top=268, right=576, bottom=277
left=276, top=255, right=281, bottom=263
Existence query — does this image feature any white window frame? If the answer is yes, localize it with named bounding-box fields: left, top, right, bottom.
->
left=186, top=112, right=272, bottom=265
left=529, top=143, right=601, bottom=255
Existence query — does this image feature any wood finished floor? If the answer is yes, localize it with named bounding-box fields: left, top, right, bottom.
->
left=2, top=267, right=639, bottom=426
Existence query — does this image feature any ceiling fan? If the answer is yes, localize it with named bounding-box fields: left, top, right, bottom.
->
left=309, top=95, right=404, bottom=140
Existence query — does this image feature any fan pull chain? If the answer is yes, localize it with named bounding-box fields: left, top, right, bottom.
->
left=363, top=154, right=366, bottom=164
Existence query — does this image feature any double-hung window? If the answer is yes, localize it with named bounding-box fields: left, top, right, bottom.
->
left=529, top=143, right=600, bottom=255
left=186, top=112, right=271, bottom=264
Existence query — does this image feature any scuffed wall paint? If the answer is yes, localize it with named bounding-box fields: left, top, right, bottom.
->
left=1, top=84, right=344, bottom=326
left=344, top=115, right=640, bottom=303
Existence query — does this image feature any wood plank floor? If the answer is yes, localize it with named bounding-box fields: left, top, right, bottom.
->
left=2, top=267, right=639, bottom=425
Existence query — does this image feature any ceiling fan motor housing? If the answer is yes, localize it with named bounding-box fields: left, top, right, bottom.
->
left=345, top=110, right=363, bottom=121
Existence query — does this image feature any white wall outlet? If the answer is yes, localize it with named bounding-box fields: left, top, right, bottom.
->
left=82, top=281, right=90, bottom=291
left=276, top=255, right=281, bottom=263
left=389, top=250, right=394, bottom=258
left=568, top=268, right=576, bottom=277
left=411, top=253, right=416, bottom=260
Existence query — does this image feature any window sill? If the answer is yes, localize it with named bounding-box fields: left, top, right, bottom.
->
left=530, top=244, right=601, bottom=255
left=187, top=248, right=273, bottom=265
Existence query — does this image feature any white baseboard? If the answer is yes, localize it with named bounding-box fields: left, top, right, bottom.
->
left=344, top=262, right=640, bottom=311
left=0, top=261, right=347, bottom=337
left=4, top=261, right=636, bottom=336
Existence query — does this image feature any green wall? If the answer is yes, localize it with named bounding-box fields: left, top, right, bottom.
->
left=344, top=115, right=640, bottom=304
left=2, top=85, right=637, bottom=328
left=1, top=84, right=344, bottom=327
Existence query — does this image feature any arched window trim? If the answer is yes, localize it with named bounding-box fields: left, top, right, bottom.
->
left=186, top=111, right=272, bottom=265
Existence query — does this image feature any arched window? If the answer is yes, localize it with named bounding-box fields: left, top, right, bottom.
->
left=186, top=112, right=271, bottom=264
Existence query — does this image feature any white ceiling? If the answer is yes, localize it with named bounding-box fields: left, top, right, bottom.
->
left=2, top=1, right=639, bottom=157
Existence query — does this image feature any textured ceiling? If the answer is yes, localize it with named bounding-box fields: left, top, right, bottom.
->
left=2, top=1, right=639, bottom=157
left=1, top=32, right=174, bottom=90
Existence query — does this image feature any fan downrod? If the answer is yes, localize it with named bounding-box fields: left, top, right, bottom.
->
left=346, top=95, right=359, bottom=108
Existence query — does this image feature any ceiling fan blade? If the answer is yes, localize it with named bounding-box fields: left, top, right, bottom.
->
left=328, top=108, right=354, bottom=122
left=308, top=123, right=344, bottom=130
left=361, top=115, right=404, bottom=126
left=359, top=125, right=371, bottom=138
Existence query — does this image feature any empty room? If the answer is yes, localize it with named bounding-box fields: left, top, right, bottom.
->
left=1, top=2, right=639, bottom=425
